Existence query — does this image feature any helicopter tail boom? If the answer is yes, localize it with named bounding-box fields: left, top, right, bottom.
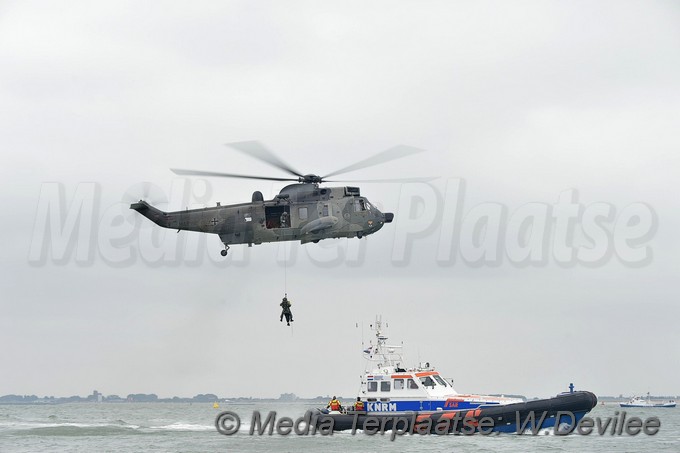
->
left=129, top=200, right=169, bottom=227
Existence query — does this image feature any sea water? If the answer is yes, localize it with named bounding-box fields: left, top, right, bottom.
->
left=1, top=401, right=678, bottom=452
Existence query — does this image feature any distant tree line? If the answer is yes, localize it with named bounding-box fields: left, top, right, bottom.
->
left=0, top=392, right=345, bottom=404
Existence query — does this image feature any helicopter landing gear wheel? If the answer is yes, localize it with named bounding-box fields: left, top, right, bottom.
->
left=220, top=245, right=230, bottom=257
left=357, top=232, right=363, bottom=239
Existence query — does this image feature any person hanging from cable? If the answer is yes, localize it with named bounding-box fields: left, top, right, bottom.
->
left=279, top=294, right=293, bottom=326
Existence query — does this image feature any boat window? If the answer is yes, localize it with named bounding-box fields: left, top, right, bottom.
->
left=394, top=379, right=404, bottom=390
left=420, top=376, right=435, bottom=388
left=367, top=381, right=378, bottom=392
left=380, top=381, right=390, bottom=392
left=433, top=375, right=448, bottom=387
left=298, top=207, right=308, bottom=220
left=407, top=379, right=418, bottom=390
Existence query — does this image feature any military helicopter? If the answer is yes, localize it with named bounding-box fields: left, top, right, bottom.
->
left=130, top=141, right=426, bottom=256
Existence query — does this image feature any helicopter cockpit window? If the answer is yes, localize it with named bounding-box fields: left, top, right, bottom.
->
left=364, top=201, right=372, bottom=211
left=298, top=207, right=308, bottom=220
left=354, top=199, right=367, bottom=212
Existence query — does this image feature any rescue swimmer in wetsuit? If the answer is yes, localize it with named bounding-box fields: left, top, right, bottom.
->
left=280, top=295, right=293, bottom=326
left=327, top=396, right=343, bottom=412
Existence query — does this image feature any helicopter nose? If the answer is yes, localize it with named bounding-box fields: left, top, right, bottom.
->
left=384, top=213, right=394, bottom=223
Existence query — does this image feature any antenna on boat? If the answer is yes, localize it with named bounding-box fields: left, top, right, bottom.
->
left=356, top=321, right=366, bottom=353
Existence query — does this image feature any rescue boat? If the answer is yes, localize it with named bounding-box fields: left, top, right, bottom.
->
left=317, top=317, right=598, bottom=433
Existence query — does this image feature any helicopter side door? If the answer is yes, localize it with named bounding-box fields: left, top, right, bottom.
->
left=264, top=205, right=290, bottom=229
left=264, top=203, right=299, bottom=241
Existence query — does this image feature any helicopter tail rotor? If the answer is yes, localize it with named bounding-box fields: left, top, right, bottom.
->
left=121, top=182, right=168, bottom=225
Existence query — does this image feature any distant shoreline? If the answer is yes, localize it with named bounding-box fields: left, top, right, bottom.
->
left=2, top=393, right=677, bottom=405
left=0, top=399, right=328, bottom=405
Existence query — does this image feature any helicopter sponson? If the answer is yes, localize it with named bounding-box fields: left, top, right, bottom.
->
left=299, top=215, right=338, bottom=235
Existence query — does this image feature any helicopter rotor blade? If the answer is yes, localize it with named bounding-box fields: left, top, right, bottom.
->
left=324, top=176, right=438, bottom=183
left=321, top=145, right=425, bottom=179
left=171, top=168, right=299, bottom=182
left=226, top=141, right=304, bottom=178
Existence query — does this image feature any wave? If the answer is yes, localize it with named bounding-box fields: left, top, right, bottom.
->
left=149, top=422, right=213, bottom=432
left=2, top=420, right=215, bottom=436
left=10, top=425, right=148, bottom=437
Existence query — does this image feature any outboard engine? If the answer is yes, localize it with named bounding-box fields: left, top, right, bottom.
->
left=252, top=191, right=264, bottom=202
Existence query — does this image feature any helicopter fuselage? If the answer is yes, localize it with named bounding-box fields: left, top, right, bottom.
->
left=130, top=183, right=393, bottom=255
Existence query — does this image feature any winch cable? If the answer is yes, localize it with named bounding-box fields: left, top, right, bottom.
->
left=283, top=241, right=288, bottom=296
left=284, top=242, right=293, bottom=336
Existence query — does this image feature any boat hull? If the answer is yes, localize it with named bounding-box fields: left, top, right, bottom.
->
left=317, top=391, right=598, bottom=434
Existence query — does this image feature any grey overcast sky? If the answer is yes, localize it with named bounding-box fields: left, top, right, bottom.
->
left=1, top=0, right=679, bottom=399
